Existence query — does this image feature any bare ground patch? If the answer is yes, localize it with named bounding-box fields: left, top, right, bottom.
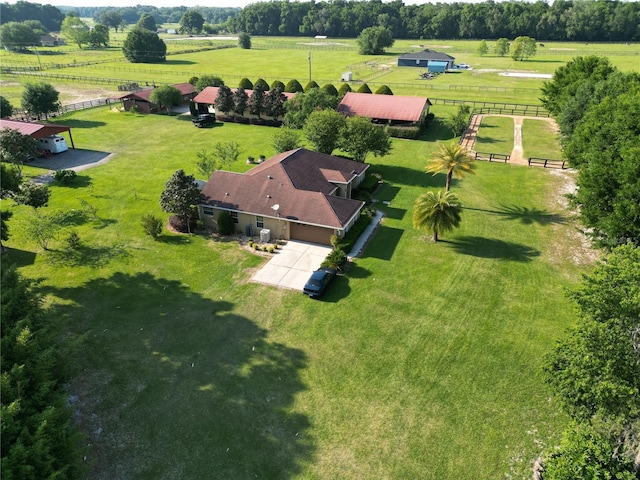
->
left=546, top=169, right=600, bottom=267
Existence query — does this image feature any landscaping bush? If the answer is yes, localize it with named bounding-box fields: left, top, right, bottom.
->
left=357, top=83, right=372, bottom=94
left=285, top=79, right=304, bottom=93
left=387, top=125, right=422, bottom=139
left=254, top=78, right=270, bottom=92
left=140, top=213, right=163, bottom=239
left=65, top=230, right=81, bottom=250
left=321, top=84, right=339, bottom=96
left=249, top=117, right=266, bottom=125
left=338, top=83, right=352, bottom=97
left=239, top=77, right=253, bottom=89
left=217, top=210, right=234, bottom=236
left=335, top=212, right=372, bottom=253
left=322, top=248, right=347, bottom=271
left=168, top=214, right=195, bottom=233
left=375, top=85, right=393, bottom=95
left=304, top=80, right=319, bottom=91
left=53, top=169, right=77, bottom=184
left=270, top=80, right=285, bottom=91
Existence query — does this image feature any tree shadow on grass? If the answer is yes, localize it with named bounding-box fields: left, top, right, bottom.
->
left=421, top=119, right=456, bottom=142
left=463, top=205, right=567, bottom=226
left=52, top=175, right=92, bottom=189
left=156, top=234, right=192, bottom=245
left=45, top=243, right=130, bottom=268
left=50, top=119, right=106, bottom=129
left=47, top=272, right=314, bottom=479
left=444, top=236, right=540, bottom=262
left=370, top=164, right=441, bottom=188
left=361, top=225, right=404, bottom=261
left=0, top=248, right=37, bottom=268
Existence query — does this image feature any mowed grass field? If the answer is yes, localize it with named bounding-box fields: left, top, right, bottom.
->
left=1, top=37, right=638, bottom=106
left=1, top=102, right=597, bottom=479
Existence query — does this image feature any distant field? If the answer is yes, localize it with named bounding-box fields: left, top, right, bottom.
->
left=1, top=38, right=638, bottom=106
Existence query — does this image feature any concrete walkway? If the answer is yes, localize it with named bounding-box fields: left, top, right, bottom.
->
left=347, top=210, right=384, bottom=259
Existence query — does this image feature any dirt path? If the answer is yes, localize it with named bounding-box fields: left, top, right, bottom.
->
left=462, top=114, right=559, bottom=166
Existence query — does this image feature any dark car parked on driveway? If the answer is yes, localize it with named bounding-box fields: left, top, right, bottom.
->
left=303, top=267, right=336, bottom=298
left=192, top=113, right=216, bottom=127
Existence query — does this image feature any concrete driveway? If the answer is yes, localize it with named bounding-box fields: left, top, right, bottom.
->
left=29, top=149, right=114, bottom=183
left=252, top=240, right=332, bottom=291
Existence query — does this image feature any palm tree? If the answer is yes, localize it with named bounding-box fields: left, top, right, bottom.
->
left=426, top=143, right=475, bottom=192
left=413, top=190, right=462, bottom=242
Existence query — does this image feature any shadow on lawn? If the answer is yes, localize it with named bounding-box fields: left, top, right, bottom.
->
left=371, top=164, right=441, bottom=188
left=361, top=225, right=404, bottom=261
left=48, top=272, right=314, bottom=479
left=445, top=236, right=540, bottom=262
left=463, top=205, right=567, bottom=226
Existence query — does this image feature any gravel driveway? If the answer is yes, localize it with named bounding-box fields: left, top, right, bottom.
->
left=28, top=148, right=114, bottom=183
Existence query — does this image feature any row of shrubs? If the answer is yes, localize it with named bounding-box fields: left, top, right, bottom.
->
left=191, top=74, right=394, bottom=97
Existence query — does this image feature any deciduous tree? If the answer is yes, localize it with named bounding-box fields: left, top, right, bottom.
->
left=88, top=24, right=109, bottom=47
left=0, top=128, right=38, bottom=176
left=21, top=82, right=60, bottom=120
left=303, top=109, right=346, bottom=154
left=61, top=15, right=90, bottom=49
left=123, top=28, right=166, bottom=63
left=495, top=37, right=510, bottom=56
left=179, top=10, right=205, bottom=34
left=150, top=85, right=182, bottom=114
left=284, top=88, right=338, bottom=128
left=272, top=127, right=301, bottom=153
left=136, top=12, right=156, bottom=31
left=238, top=32, right=251, bottom=49
left=159, top=169, right=202, bottom=234
left=477, top=39, right=489, bottom=55
left=0, top=21, right=40, bottom=49
left=195, top=75, right=224, bottom=92
left=14, top=181, right=50, bottom=209
left=98, top=10, right=122, bottom=32
left=511, top=36, right=537, bottom=61
left=357, top=26, right=394, bottom=55
left=0, top=96, right=14, bottom=119
left=339, top=116, right=392, bottom=162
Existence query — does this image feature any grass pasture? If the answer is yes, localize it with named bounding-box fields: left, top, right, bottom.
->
left=474, top=116, right=515, bottom=155
left=1, top=38, right=638, bottom=107
left=0, top=103, right=594, bottom=479
left=522, top=119, right=563, bottom=160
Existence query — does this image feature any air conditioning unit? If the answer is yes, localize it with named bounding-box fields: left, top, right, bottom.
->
left=260, top=229, right=271, bottom=242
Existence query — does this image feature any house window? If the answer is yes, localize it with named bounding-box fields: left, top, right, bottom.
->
left=256, top=216, right=264, bottom=228
left=231, top=211, right=238, bottom=224
left=202, top=206, right=214, bottom=216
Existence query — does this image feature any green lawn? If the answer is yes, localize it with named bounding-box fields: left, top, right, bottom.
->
left=474, top=116, right=515, bottom=155
left=522, top=119, right=563, bottom=160
left=1, top=105, right=592, bottom=479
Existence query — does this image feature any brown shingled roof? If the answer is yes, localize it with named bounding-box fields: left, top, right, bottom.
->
left=201, top=148, right=367, bottom=229
left=337, top=91, right=431, bottom=122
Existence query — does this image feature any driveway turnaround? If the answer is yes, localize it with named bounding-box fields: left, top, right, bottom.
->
left=252, top=240, right=332, bottom=291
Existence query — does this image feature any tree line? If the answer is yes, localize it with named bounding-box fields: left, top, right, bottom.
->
left=2, top=0, right=639, bottom=42
left=231, top=0, right=639, bottom=42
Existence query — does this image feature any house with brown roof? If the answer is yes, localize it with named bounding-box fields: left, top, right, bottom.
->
left=337, top=91, right=432, bottom=126
left=118, top=83, right=196, bottom=114
left=199, top=148, right=369, bottom=245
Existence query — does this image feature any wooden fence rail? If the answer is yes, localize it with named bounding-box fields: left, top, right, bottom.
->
left=475, top=152, right=510, bottom=162
left=528, top=157, right=567, bottom=169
